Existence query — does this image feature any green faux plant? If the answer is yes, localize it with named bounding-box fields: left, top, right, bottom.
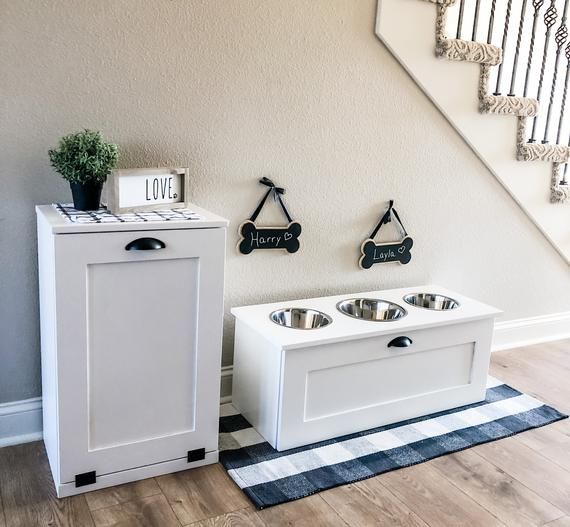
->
left=48, top=129, right=119, bottom=184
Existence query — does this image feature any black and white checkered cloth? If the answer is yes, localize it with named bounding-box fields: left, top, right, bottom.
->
left=54, top=203, right=202, bottom=224
left=219, top=377, right=567, bottom=509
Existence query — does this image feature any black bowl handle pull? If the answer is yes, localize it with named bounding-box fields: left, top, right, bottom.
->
left=125, top=237, right=166, bottom=251
left=388, top=336, right=413, bottom=348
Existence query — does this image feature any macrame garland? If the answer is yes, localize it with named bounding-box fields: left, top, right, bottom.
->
left=359, top=200, right=413, bottom=269
left=238, top=177, right=301, bottom=255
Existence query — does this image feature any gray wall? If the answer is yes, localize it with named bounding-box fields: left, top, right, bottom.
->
left=1, top=0, right=569, bottom=404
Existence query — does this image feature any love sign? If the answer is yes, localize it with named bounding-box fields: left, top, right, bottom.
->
left=358, top=200, right=413, bottom=269
left=106, top=168, right=190, bottom=214
left=238, top=177, right=301, bottom=255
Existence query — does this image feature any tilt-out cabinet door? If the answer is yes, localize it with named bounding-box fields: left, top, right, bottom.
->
left=53, top=227, right=225, bottom=484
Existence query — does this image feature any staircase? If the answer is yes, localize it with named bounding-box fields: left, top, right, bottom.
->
left=376, top=0, right=570, bottom=263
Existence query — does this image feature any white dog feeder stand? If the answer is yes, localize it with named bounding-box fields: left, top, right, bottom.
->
left=231, top=286, right=501, bottom=451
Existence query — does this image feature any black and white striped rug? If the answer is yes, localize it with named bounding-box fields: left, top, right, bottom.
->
left=219, top=377, right=567, bottom=509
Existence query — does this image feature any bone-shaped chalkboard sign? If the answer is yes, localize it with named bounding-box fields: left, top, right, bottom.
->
left=238, top=177, right=301, bottom=255
left=239, top=221, right=301, bottom=254
left=359, top=200, right=413, bottom=269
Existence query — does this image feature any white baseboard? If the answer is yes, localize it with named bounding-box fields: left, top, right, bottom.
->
left=492, top=311, right=570, bottom=352
left=0, top=397, right=43, bottom=448
left=220, top=365, right=233, bottom=404
left=2, top=316, right=569, bottom=450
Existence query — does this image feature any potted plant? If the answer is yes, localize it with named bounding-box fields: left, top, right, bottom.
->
left=49, top=129, right=119, bottom=211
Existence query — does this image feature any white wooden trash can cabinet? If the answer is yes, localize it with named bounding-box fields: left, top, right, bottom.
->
left=231, top=287, right=501, bottom=451
left=36, top=204, right=228, bottom=497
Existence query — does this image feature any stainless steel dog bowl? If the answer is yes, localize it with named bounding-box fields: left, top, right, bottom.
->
left=270, top=308, right=332, bottom=330
left=336, top=298, right=407, bottom=322
left=403, top=293, right=460, bottom=311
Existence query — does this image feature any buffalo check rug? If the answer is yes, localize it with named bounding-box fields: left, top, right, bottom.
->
left=218, top=377, right=567, bottom=509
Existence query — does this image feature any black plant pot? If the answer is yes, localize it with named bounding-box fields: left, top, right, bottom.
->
left=70, top=181, right=103, bottom=211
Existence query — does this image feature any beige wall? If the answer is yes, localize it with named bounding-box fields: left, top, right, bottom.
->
left=1, top=0, right=569, bottom=404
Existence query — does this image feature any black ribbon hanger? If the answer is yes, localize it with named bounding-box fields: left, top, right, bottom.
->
left=238, top=177, right=301, bottom=255
left=359, top=200, right=413, bottom=269
left=368, top=199, right=408, bottom=240
left=249, top=177, right=293, bottom=223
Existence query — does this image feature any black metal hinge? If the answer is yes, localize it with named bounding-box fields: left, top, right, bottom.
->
left=187, top=448, right=206, bottom=463
left=75, top=471, right=96, bottom=488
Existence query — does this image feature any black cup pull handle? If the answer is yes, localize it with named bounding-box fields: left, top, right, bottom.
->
left=125, top=237, right=166, bottom=251
left=387, top=336, right=413, bottom=348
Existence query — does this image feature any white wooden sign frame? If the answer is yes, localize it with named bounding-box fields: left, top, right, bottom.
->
left=106, top=167, right=190, bottom=214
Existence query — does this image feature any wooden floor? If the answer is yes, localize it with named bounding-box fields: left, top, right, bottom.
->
left=1, top=340, right=569, bottom=527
